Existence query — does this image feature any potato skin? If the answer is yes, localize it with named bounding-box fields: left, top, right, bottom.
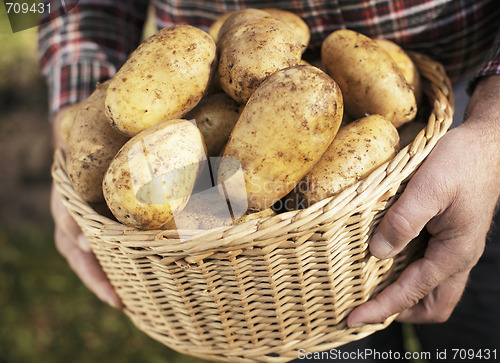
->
left=184, top=93, right=242, bottom=156
left=208, top=11, right=234, bottom=42
left=216, top=9, right=271, bottom=46
left=105, top=25, right=217, bottom=137
left=374, top=38, right=422, bottom=106
left=60, top=100, right=83, bottom=143
left=218, top=65, right=344, bottom=211
left=322, top=29, right=417, bottom=128
left=102, top=119, right=207, bottom=230
left=262, top=8, right=310, bottom=53
left=164, top=192, right=234, bottom=230
left=66, top=81, right=129, bottom=203
left=300, top=115, right=400, bottom=206
left=213, top=8, right=310, bottom=53
left=217, top=17, right=302, bottom=104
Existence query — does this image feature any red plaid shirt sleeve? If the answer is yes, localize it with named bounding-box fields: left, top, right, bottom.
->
left=38, top=0, right=499, bottom=114
left=469, top=29, right=500, bottom=92
left=38, top=0, right=149, bottom=115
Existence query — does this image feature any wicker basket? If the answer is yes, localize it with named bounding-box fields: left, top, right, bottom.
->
left=52, top=52, right=453, bottom=362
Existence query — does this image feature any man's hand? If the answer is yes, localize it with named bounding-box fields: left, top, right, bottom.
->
left=348, top=75, right=500, bottom=327
left=52, top=107, right=122, bottom=309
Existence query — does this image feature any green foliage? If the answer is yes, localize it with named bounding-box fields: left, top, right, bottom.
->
left=0, top=4, right=43, bottom=91
left=0, top=229, right=208, bottom=363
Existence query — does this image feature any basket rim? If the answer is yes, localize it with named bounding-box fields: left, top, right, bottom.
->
left=52, top=51, right=454, bottom=257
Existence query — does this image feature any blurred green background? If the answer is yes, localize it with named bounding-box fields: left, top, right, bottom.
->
left=0, top=4, right=206, bottom=363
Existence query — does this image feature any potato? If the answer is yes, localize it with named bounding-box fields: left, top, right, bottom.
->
left=322, top=29, right=417, bottom=128
left=216, top=9, right=271, bottom=46
left=164, top=191, right=234, bottom=230
left=299, top=115, right=400, bottom=206
left=208, top=11, right=234, bottom=42
left=102, top=119, right=207, bottom=230
left=184, top=93, right=242, bottom=156
left=218, top=65, right=344, bottom=211
left=217, top=16, right=302, bottom=104
left=105, top=25, right=217, bottom=137
left=66, top=81, right=129, bottom=203
left=262, top=8, right=310, bottom=53
left=59, top=100, right=83, bottom=144
left=213, top=8, right=310, bottom=53
left=375, top=38, right=422, bottom=106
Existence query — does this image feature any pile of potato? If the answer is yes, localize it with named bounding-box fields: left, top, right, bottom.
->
left=63, top=8, right=424, bottom=231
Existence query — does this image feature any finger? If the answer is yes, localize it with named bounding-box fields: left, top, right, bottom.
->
left=51, top=185, right=82, bottom=242
left=370, top=171, right=451, bottom=259
left=350, top=218, right=483, bottom=327
left=55, top=227, right=123, bottom=308
left=77, top=233, right=91, bottom=253
left=396, top=270, right=469, bottom=323
left=348, top=256, right=445, bottom=327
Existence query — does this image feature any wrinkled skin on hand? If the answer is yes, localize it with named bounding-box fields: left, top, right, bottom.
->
left=348, top=75, right=500, bottom=327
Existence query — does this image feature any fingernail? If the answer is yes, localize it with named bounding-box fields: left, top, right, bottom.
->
left=349, top=322, right=365, bottom=328
left=106, top=296, right=122, bottom=309
left=77, top=234, right=91, bottom=252
left=370, top=233, right=393, bottom=259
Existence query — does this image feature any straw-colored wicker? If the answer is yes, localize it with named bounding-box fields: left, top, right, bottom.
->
left=52, top=52, right=453, bottom=363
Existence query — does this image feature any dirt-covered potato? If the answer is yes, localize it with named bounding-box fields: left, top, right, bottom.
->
left=262, top=8, right=310, bottom=53
left=216, top=9, right=271, bottom=46
left=102, top=119, right=207, bottom=230
left=375, top=38, right=422, bottom=106
left=164, top=191, right=234, bottom=230
left=322, top=29, right=417, bottom=128
left=185, top=93, right=242, bottom=156
left=217, top=16, right=302, bottom=104
left=66, top=81, right=129, bottom=203
left=213, top=8, right=310, bottom=53
left=299, top=115, right=400, bottom=206
left=218, top=65, right=344, bottom=211
left=105, top=25, right=217, bottom=137
left=59, top=100, right=83, bottom=144
left=208, top=11, right=234, bottom=42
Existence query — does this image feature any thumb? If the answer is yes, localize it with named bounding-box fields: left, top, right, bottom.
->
left=370, top=172, right=448, bottom=259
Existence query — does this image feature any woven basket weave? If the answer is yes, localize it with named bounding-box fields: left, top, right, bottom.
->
left=52, top=52, right=453, bottom=362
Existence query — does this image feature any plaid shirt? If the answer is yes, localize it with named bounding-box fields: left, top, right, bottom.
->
left=38, top=0, right=500, bottom=114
